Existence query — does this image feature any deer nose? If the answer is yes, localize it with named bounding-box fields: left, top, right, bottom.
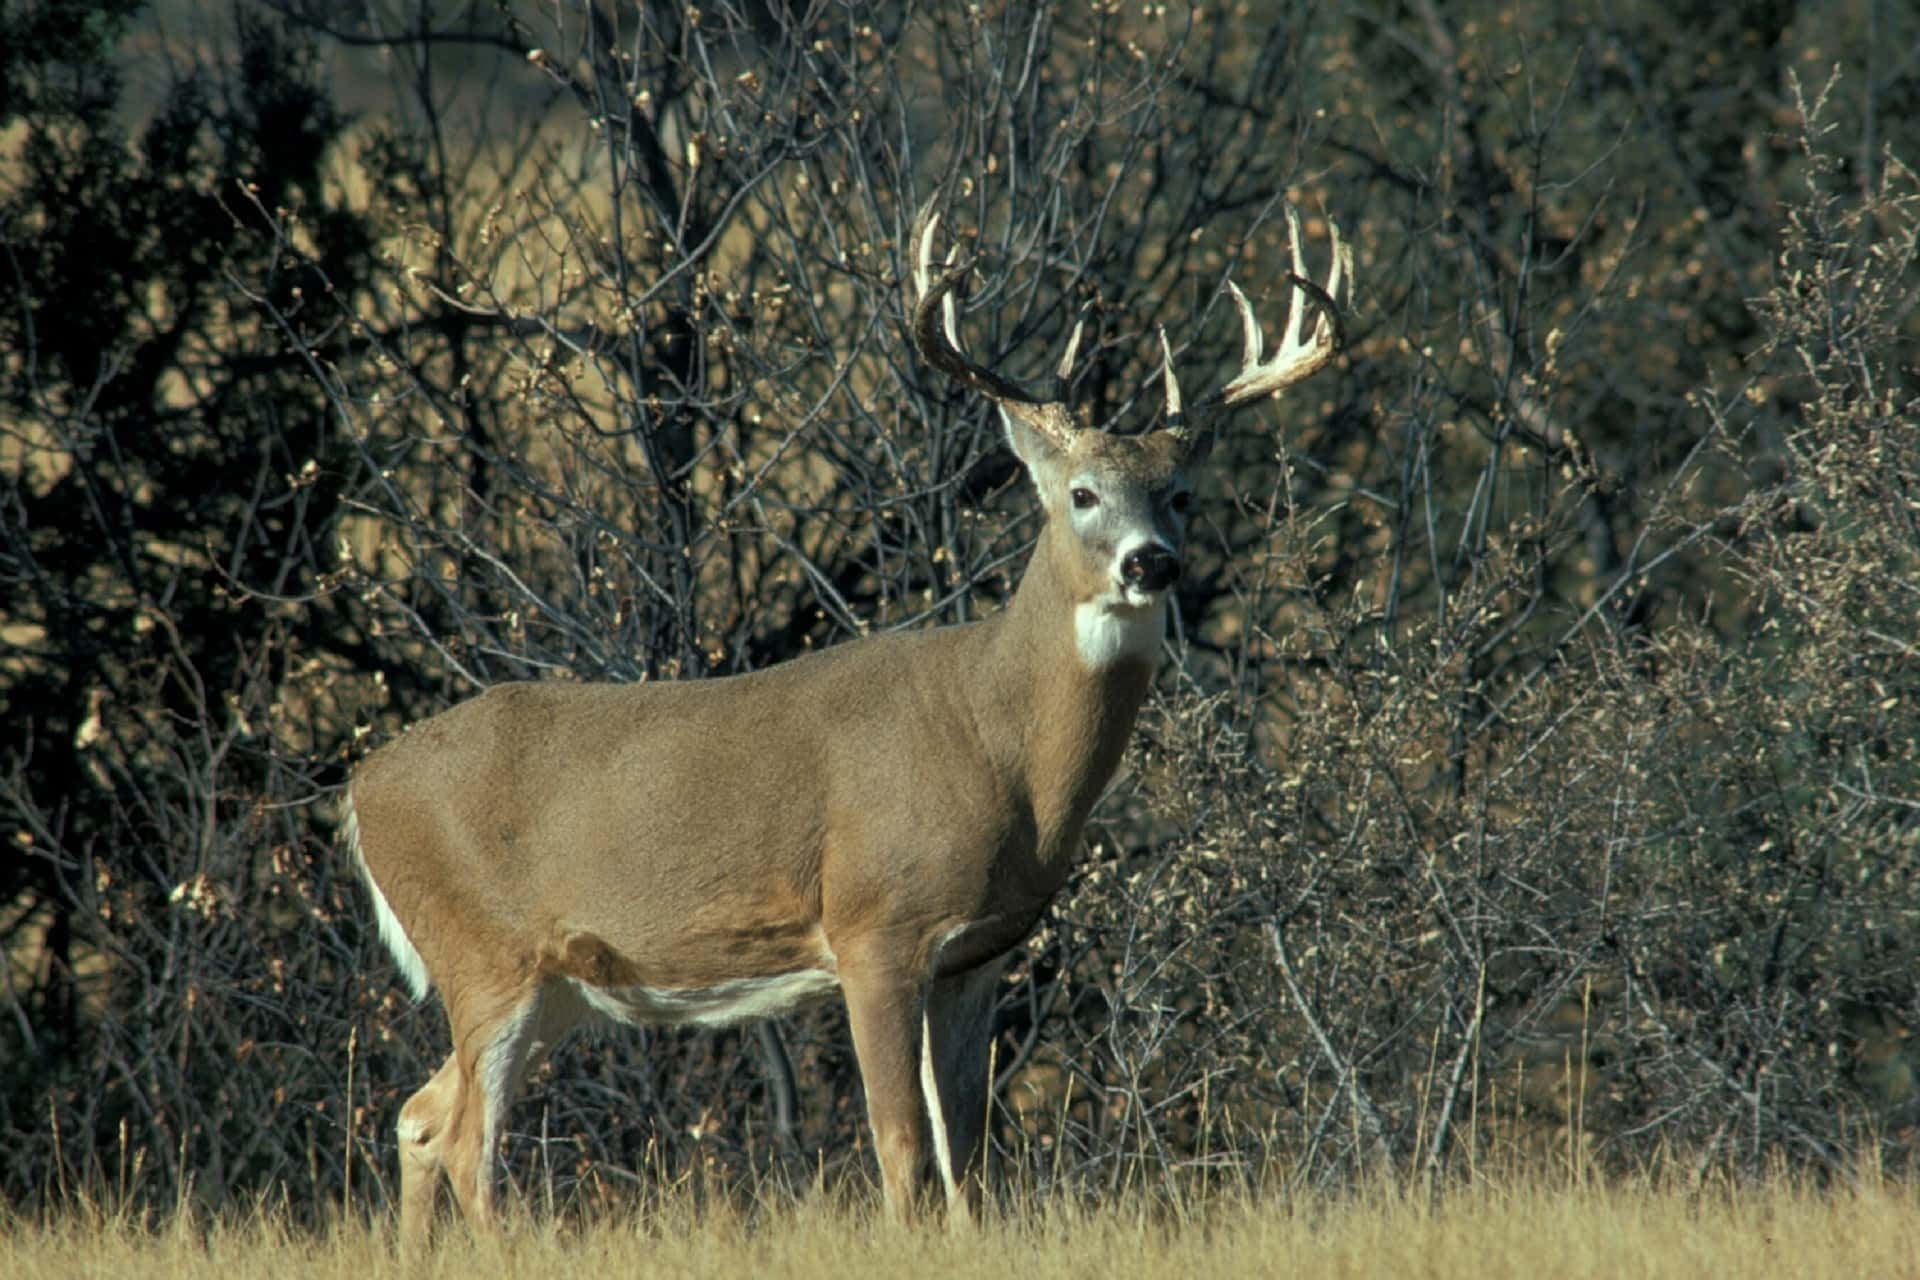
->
left=1120, top=544, right=1181, bottom=592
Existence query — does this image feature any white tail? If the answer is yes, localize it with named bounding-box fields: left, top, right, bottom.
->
left=344, top=798, right=430, bottom=1002
left=347, top=198, right=1352, bottom=1245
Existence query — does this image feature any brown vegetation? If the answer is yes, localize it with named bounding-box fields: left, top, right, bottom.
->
left=8, top=1169, right=1920, bottom=1280
left=2, top=0, right=1916, bottom=1226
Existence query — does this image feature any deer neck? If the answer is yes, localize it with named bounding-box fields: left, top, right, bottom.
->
left=970, top=529, right=1158, bottom=868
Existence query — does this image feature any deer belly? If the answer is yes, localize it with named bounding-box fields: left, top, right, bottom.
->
left=543, top=920, right=840, bottom=1028
left=574, top=967, right=841, bottom=1028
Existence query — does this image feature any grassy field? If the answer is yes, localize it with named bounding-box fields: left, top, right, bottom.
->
left=5, top=1172, right=1917, bottom=1279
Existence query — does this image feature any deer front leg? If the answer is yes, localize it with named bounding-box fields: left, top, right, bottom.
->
left=921, top=961, right=1003, bottom=1225
left=841, top=962, right=930, bottom=1218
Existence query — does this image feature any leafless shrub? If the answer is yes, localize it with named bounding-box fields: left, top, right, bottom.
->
left=1018, top=70, right=1919, bottom=1192
left=5, top=0, right=1916, bottom=1224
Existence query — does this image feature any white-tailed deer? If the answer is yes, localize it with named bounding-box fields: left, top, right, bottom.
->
left=345, top=199, right=1350, bottom=1244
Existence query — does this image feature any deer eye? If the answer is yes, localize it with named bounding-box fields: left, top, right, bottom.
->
left=1071, top=487, right=1099, bottom=510
left=1170, top=490, right=1192, bottom=514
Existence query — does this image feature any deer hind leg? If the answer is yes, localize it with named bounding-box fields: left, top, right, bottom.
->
left=920, top=960, right=1004, bottom=1225
left=396, top=1053, right=459, bottom=1248
left=429, top=981, right=579, bottom=1239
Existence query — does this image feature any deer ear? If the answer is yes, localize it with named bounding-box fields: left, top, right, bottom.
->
left=998, top=403, right=1066, bottom=474
left=1168, top=422, right=1215, bottom=465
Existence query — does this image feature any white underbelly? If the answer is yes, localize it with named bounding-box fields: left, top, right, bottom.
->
left=573, top=967, right=841, bottom=1028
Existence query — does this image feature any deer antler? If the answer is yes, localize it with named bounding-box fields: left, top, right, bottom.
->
left=911, top=198, right=1348, bottom=452
left=1163, top=205, right=1352, bottom=451
left=909, top=202, right=1042, bottom=405
left=909, top=200, right=1083, bottom=449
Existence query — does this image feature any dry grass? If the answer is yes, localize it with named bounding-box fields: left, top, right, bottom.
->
left=5, top=1172, right=1916, bottom=1280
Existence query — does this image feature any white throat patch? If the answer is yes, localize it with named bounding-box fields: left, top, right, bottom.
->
left=1074, top=592, right=1167, bottom=671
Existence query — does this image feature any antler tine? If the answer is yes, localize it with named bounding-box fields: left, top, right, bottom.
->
left=1277, top=205, right=1310, bottom=357
left=1215, top=207, right=1350, bottom=408
left=1056, top=308, right=1088, bottom=384
left=911, top=204, right=961, bottom=351
left=908, top=198, right=1049, bottom=409
left=1158, top=327, right=1184, bottom=423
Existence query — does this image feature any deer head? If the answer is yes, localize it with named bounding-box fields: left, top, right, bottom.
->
left=908, top=200, right=1353, bottom=668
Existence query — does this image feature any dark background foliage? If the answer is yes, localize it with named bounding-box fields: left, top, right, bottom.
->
left=2, top=0, right=1915, bottom=1220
